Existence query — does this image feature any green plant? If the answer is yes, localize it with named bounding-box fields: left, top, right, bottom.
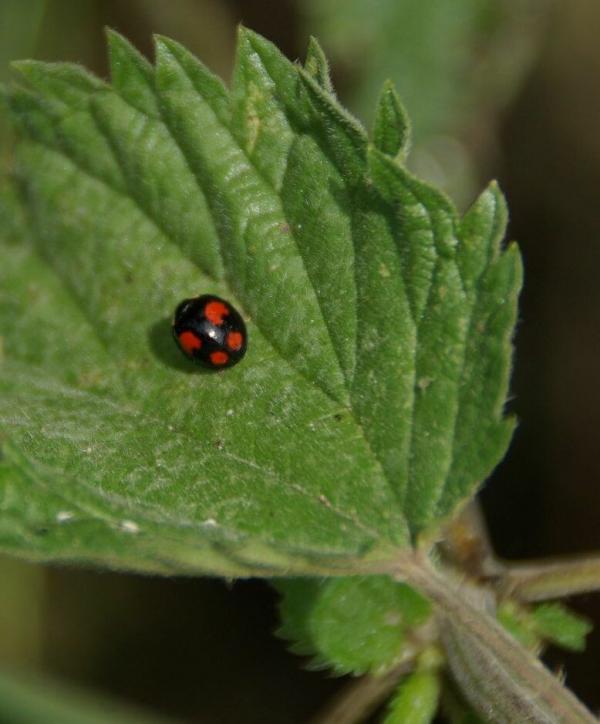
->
left=302, top=0, right=547, bottom=205
left=1, top=29, right=598, bottom=723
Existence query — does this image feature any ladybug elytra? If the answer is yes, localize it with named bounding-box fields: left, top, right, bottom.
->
left=172, top=294, right=247, bottom=369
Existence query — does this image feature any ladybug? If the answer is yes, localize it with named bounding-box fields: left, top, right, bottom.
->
left=172, top=294, right=247, bottom=369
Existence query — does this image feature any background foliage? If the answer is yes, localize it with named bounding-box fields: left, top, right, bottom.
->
left=1, top=1, right=600, bottom=722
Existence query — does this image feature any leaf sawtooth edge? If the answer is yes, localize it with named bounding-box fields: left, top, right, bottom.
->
left=1, top=29, right=522, bottom=572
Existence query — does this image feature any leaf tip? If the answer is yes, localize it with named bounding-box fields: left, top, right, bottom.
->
left=298, top=64, right=366, bottom=143
left=9, top=60, right=54, bottom=90
left=152, top=33, right=180, bottom=73
left=153, top=33, right=198, bottom=72
left=236, top=24, right=264, bottom=54
left=486, top=178, right=507, bottom=211
left=153, top=32, right=187, bottom=58
left=103, top=25, right=121, bottom=43
left=151, top=32, right=170, bottom=53
left=306, top=34, right=321, bottom=53
left=373, top=79, right=411, bottom=161
left=105, top=26, right=143, bottom=62
left=506, top=241, right=524, bottom=283
left=305, top=36, right=334, bottom=94
left=10, top=59, right=36, bottom=77
left=233, top=24, right=256, bottom=71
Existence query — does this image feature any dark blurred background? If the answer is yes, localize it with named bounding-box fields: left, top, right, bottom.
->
left=1, top=0, right=600, bottom=721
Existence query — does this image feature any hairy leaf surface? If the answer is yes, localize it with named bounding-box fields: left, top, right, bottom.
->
left=0, top=30, right=520, bottom=574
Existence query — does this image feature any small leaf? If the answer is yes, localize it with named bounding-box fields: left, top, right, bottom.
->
left=383, top=669, right=441, bottom=724
left=496, top=601, right=541, bottom=651
left=303, top=0, right=538, bottom=143
left=414, top=564, right=598, bottom=724
left=373, top=79, right=411, bottom=160
left=531, top=603, right=593, bottom=653
left=304, top=36, right=334, bottom=94
left=498, top=599, right=593, bottom=655
left=276, top=576, right=431, bottom=675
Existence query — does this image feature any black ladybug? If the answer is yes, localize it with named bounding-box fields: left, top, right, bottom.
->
left=172, top=294, right=247, bottom=369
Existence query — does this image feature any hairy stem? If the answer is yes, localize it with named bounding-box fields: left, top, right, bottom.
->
left=497, top=553, right=600, bottom=602
left=440, top=501, right=600, bottom=602
left=440, top=500, right=502, bottom=577
left=394, top=554, right=596, bottom=724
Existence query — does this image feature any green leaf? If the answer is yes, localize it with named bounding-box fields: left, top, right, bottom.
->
left=531, top=603, right=593, bottom=653
left=496, top=601, right=541, bottom=651
left=367, top=152, right=520, bottom=531
left=383, top=669, right=441, bottom=724
left=304, top=0, right=545, bottom=207
left=106, top=28, right=159, bottom=118
left=497, top=599, right=593, bottom=655
left=304, top=36, right=334, bottom=94
left=275, top=576, right=431, bottom=675
left=0, top=670, right=171, bottom=724
left=373, top=80, right=411, bottom=160
left=1, top=29, right=520, bottom=574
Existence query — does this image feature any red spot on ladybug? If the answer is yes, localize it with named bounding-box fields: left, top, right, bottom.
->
left=210, top=350, right=229, bottom=366
left=178, top=330, right=202, bottom=355
left=204, top=300, right=230, bottom=326
left=172, top=294, right=247, bottom=370
left=226, top=331, right=244, bottom=351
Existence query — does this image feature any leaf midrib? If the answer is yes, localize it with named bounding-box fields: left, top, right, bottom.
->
left=14, top=129, right=395, bottom=543
left=399, top=181, right=465, bottom=521
left=242, top=50, right=429, bottom=510
left=220, top=48, right=476, bottom=523
left=102, top=49, right=412, bottom=515
left=155, top=47, right=355, bottom=402
left=437, top=190, right=504, bottom=517
left=14, top=54, right=415, bottom=538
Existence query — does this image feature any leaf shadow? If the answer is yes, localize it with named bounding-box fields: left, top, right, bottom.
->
left=147, top=316, right=213, bottom=375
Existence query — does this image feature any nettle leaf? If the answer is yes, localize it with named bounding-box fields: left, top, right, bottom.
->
left=276, top=576, right=431, bottom=675
left=0, top=30, right=520, bottom=576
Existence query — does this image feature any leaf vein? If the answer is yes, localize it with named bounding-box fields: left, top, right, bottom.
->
left=158, top=50, right=354, bottom=399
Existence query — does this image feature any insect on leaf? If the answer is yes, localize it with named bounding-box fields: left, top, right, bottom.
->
left=0, top=29, right=520, bottom=575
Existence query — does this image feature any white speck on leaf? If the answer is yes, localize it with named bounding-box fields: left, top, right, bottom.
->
left=120, top=520, right=140, bottom=534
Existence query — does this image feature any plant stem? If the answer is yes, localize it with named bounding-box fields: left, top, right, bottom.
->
left=394, top=554, right=596, bottom=724
left=496, top=553, right=600, bottom=602
left=440, top=501, right=600, bottom=602
left=439, top=500, right=502, bottom=578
